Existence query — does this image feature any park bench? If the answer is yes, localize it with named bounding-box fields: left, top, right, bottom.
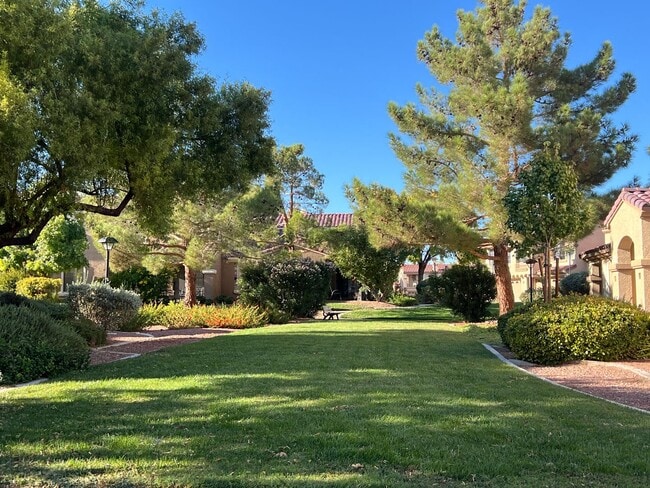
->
left=322, top=305, right=341, bottom=320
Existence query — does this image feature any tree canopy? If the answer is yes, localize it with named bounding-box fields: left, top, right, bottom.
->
left=388, top=0, right=636, bottom=313
left=0, top=0, right=274, bottom=247
left=504, top=151, right=591, bottom=301
left=86, top=185, right=280, bottom=306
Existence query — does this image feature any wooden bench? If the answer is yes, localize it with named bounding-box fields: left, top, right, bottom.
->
left=322, top=305, right=341, bottom=320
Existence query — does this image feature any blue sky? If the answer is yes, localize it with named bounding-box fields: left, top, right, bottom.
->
left=149, top=0, right=650, bottom=213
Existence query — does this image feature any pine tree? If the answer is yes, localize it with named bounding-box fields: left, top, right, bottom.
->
left=389, top=0, right=636, bottom=313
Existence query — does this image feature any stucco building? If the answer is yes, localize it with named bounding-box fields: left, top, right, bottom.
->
left=581, top=188, right=650, bottom=310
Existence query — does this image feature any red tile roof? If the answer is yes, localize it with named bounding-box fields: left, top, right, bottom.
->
left=276, top=213, right=354, bottom=228
left=604, top=188, right=650, bottom=227
left=400, top=263, right=449, bottom=274
left=401, top=264, right=433, bottom=274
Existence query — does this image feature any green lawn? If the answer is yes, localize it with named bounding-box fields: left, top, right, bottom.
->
left=1, top=307, right=648, bottom=487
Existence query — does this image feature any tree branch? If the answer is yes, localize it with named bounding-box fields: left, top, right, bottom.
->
left=76, top=189, right=134, bottom=216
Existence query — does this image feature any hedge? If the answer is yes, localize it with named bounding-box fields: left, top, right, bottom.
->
left=0, top=305, right=89, bottom=384
left=498, top=295, right=650, bottom=365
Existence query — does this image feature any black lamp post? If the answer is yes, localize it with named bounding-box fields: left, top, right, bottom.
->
left=99, top=236, right=118, bottom=282
left=525, top=258, right=537, bottom=303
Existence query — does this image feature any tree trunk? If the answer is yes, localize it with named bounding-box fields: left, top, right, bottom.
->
left=417, top=248, right=432, bottom=283
left=183, top=265, right=197, bottom=307
left=544, top=244, right=551, bottom=303
left=417, top=259, right=429, bottom=284
left=493, top=242, right=515, bottom=315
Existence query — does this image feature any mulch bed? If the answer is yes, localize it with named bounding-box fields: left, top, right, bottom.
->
left=487, top=344, right=649, bottom=412
left=90, top=328, right=233, bottom=366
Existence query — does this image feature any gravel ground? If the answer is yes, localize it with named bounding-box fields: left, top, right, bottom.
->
left=90, top=328, right=233, bottom=366
left=487, top=344, right=649, bottom=412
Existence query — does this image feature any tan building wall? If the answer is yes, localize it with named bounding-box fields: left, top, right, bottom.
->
left=604, top=200, right=650, bottom=309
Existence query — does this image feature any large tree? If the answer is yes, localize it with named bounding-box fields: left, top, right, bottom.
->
left=322, top=224, right=408, bottom=301
left=388, top=0, right=636, bottom=313
left=346, top=178, right=480, bottom=283
left=88, top=186, right=280, bottom=306
left=0, top=0, right=274, bottom=248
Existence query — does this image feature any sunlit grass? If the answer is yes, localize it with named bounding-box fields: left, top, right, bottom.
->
left=1, top=306, right=648, bottom=487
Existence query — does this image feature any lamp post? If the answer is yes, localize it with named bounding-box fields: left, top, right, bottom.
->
left=99, top=236, right=118, bottom=282
left=525, top=258, right=537, bottom=303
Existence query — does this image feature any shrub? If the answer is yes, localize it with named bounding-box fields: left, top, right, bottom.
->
left=70, top=317, right=107, bottom=346
left=68, top=282, right=142, bottom=331
left=0, top=291, right=71, bottom=320
left=560, top=272, right=589, bottom=296
left=0, top=268, right=28, bottom=292
left=131, top=302, right=269, bottom=329
left=238, top=258, right=333, bottom=319
left=0, top=290, right=30, bottom=307
left=416, top=274, right=444, bottom=304
left=15, top=276, right=61, bottom=301
left=0, top=305, right=89, bottom=384
left=518, top=288, right=545, bottom=304
left=496, top=303, right=534, bottom=349
left=498, top=295, right=650, bottom=365
left=109, top=266, right=172, bottom=303
left=389, top=294, right=418, bottom=307
left=159, top=302, right=203, bottom=329
left=201, top=304, right=267, bottom=329
left=435, top=264, right=497, bottom=322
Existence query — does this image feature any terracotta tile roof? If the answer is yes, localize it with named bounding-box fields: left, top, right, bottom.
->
left=401, top=264, right=433, bottom=274
left=400, top=263, right=450, bottom=274
left=604, top=188, right=650, bottom=227
left=276, top=212, right=354, bottom=228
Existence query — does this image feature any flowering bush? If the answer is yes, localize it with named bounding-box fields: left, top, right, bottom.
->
left=68, top=282, right=142, bottom=331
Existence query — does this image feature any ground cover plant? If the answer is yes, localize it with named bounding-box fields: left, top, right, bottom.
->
left=1, top=307, right=648, bottom=487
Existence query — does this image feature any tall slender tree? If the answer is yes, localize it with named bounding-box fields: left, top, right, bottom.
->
left=389, top=0, right=636, bottom=313
left=504, top=152, right=591, bottom=302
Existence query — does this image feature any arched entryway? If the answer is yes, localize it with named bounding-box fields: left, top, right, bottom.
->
left=616, top=236, right=636, bottom=305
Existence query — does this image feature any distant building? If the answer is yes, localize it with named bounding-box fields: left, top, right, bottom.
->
left=397, top=261, right=449, bottom=296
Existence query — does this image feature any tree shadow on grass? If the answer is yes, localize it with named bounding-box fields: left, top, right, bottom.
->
left=2, top=328, right=648, bottom=487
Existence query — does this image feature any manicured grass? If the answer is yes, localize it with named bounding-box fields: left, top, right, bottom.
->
left=1, top=307, right=648, bottom=487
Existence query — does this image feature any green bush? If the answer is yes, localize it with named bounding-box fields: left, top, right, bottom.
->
left=109, top=266, right=172, bottom=303
left=68, top=282, right=142, bottom=331
left=389, top=294, right=418, bottom=307
left=560, top=272, right=589, bottom=295
left=518, top=288, right=544, bottom=304
left=70, top=317, right=107, bottom=346
left=0, top=305, right=89, bottom=384
left=498, top=295, right=650, bottom=365
left=0, top=268, right=28, bottom=292
left=416, top=274, right=444, bottom=304
left=0, top=291, right=71, bottom=320
left=435, top=264, right=496, bottom=322
left=0, top=290, right=30, bottom=307
left=238, top=258, right=333, bottom=319
left=15, top=276, right=61, bottom=301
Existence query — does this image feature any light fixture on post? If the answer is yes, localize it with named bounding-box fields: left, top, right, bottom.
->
left=525, top=258, right=537, bottom=303
left=99, top=236, right=118, bottom=282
